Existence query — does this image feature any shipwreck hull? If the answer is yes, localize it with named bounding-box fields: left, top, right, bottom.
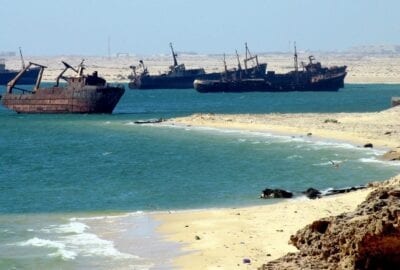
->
left=129, top=64, right=267, bottom=90
left=1, top=87, right=125, bottom=114
left=0, top=68, right=41, bottom=85
left=194, top=79, right=271, bottom=93
left=129, top=72, right=222, bottom=89
left=266, top=71, right=347, bottom=92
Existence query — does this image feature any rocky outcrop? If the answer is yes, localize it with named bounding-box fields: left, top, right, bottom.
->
left=260, top=188, right=293, bottom=199
left=259, top=182, right=400, bottom=270
left=302, top=188, right=322, bottom=199
left=392, top=97, right=400, bottom=107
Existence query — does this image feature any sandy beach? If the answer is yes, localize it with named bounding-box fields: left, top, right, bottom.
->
left=167, top=106, right=400, bottom=149
left=154, top=189, right=374, bottom=269
left=154, top=107, right=400, bottom=269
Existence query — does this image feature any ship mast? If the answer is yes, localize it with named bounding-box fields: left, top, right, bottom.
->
left=170, top=42, right=178, bottom=67
left=223, top=54, right=228, bottom=80
left=235, top=50, right=242, bottom=80
left=244, top=43, right=259, bottom=72
left=294, top=42, right=298, bottom=73
left=19, top=47, right=25, bottom=69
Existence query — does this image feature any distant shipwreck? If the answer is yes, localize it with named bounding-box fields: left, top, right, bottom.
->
left=194, top=44, right=347, bottom=93
left=128, top=43, right=266, bottom=89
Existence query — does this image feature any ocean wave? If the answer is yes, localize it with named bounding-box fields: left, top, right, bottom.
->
left=70, top=211, right=144, bottom=222
left=17, top=237, right=76, bottom=260
left=18, top=221, right=139, bottom=261
left=358, top=158, right=400, bottom=166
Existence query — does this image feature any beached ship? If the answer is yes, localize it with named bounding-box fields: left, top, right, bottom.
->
left=1, top=60, right=125, bottom=113
left=128, top=43, right=266, bottom=89
left=0, top=48, right=40, bottom=85
left=194, top=45, right=347, bottom=93
left=194, top=52, right=271, bottom=93
left=265, top=46, right=347, bottom=91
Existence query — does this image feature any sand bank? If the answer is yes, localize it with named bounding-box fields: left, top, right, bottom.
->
left=166, top=106, right=400, bottom=149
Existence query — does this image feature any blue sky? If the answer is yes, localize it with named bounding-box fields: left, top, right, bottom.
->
left=1, top=0, right=399, bottom=55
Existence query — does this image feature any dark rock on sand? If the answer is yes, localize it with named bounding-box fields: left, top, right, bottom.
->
left=324, top=186, right=367, bottom=196
left=259, top=184, right=400, bottom=270
left=363, top=143, right=373, bottom=148
left=260, top=188, right=293, bottom=199
left=302, top=188, right=322, bottom=199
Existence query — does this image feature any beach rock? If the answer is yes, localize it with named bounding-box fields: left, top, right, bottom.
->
left=324, top=185, right=367, bottom=196
left=258, top=185, right=400, bottom=270
left=324, top=119, right=339, bottom=124
left=302, top=188, right=322, bottom=199
left=243, top=258, right=251, bottom=264
left=382, top=148, right=400, bottom=161
left=391, top=97, right=400, bottom=107
left=260, top=188, right=293, bottom=199
left=363, top=143, right=373, bottom=148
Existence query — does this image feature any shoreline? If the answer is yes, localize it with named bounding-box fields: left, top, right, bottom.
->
left=152, top=187, right=376, bottom=269
left=160, top=122, right=392, bottom=153
left=152, top=109, right=399, bottom=269
left=163, top=108, right=400, bottom=150
left=152, top=174, right=399, bottom=270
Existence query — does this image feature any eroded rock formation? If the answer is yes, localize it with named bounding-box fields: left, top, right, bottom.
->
left=259, top=180, right=400, bottom=270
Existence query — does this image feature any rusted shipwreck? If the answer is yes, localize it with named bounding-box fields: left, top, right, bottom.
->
left=1, top=61, right=125, bottom=114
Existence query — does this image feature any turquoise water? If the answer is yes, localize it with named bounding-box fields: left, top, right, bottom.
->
left=1, top=84, right=400, bottom=269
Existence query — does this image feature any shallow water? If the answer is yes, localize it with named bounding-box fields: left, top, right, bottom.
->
left=1, top=84, right=400, bottom=268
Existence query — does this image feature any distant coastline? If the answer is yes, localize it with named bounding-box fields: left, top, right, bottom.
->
left=2, top=52, right=400, bottom=84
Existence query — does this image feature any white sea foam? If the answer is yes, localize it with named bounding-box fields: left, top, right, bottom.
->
left=287, top=155, right=303, bottom=160
left=359, top=158, right=400, bottom=166
left=19, top=221, right=138, bottom=261
left=17, top=237, right=77, bottom=260
left=60, top=231, right=136, bottom=259
left=160, top=123, right=391, bottom=166
left=70, top=212, right=143, bottom=222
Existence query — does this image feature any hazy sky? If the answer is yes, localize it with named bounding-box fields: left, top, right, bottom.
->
left=1, top=0, right=399, bottom=55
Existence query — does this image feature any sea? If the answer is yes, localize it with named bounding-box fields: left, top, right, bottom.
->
left=1, top=84, right=400, bottom=269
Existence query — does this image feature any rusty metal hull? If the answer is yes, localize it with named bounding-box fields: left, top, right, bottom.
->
left=1, top=86, right=125, bottom=114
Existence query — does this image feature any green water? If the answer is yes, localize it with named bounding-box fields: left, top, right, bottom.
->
left=1, top=84, right=399, bottom=269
